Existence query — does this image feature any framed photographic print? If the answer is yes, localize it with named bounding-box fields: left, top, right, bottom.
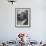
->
left=15, top=8, right=31, bottom=28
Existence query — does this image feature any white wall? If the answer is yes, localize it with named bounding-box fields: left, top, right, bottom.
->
left=0, top=0, right=46, bottom=42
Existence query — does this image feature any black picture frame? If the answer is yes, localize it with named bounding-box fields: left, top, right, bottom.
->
left=15, top=8, right=31, bottom=28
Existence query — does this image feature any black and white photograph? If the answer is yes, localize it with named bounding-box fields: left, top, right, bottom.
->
left=15, top=8, right=31, bottom=27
